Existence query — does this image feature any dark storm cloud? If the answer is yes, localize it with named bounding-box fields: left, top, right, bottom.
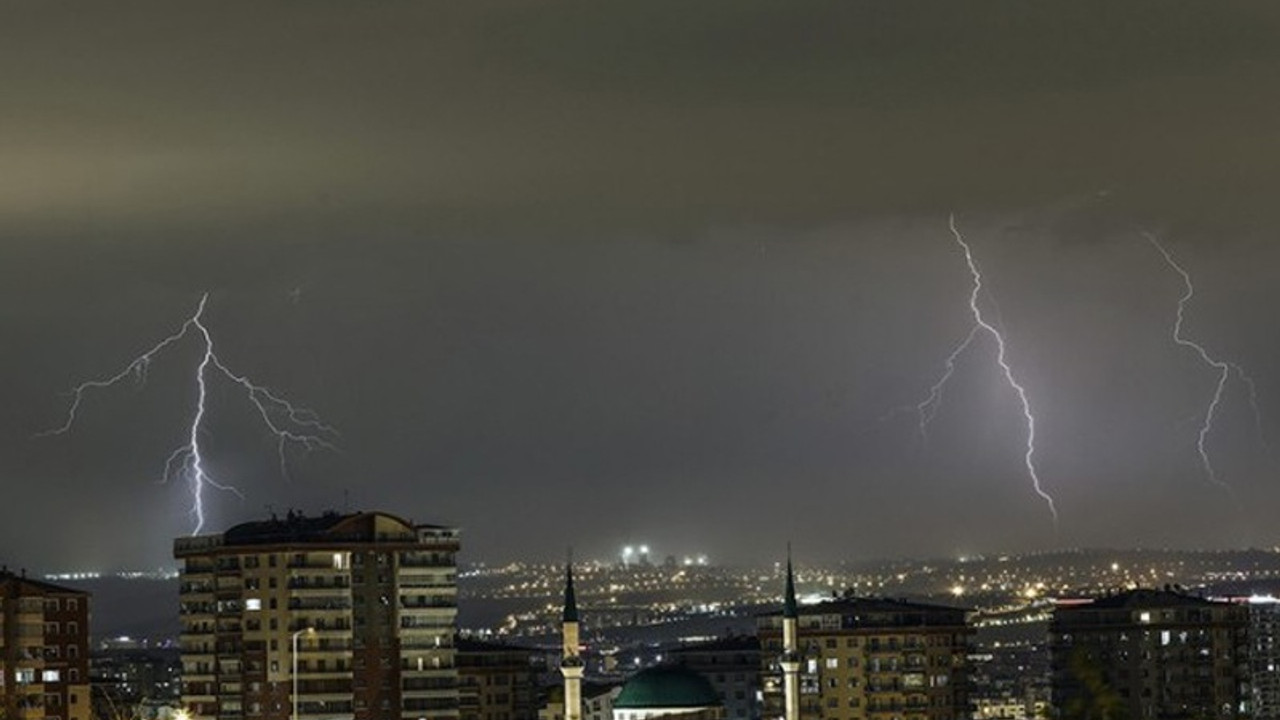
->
left=3, top=1, right=1280, bottom=231
left=2, top=2, right=1280, bottom=569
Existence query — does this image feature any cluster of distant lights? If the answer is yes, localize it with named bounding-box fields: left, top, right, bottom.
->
left=620, top=545, right=708, bottom=567
left=44, top=569, right=179, bottom=581
left=452, top=550, right=1280, bottom=641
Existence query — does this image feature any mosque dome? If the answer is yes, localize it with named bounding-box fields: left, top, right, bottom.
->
left=613, top=666, right=721, bottom=710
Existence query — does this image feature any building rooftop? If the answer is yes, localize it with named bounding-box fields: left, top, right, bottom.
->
left=761, top=595, right=969, bottom=618
left=613, top=666, right=722, bottom=710
left=0, top=569, right=90, bottom=597
left=171, top=509, right=455, bottom=550
left=1065, top=588, right=1224, bottom=610
left=455, top=636, right=541, bottom=654
left=671, top=635, right=761, bottom=655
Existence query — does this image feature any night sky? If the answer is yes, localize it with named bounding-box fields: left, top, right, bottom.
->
left=4, top=2, right=1280, bottom=570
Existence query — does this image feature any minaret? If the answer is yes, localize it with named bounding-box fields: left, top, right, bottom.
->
left=561, top=562, right=584, bottom=720
left=780, top=552, right=801, bottom=720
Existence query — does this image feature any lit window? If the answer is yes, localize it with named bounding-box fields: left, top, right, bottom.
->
left=42, top=670, right=60, bottom=683
left=1139, top=612, right=1151, bottom=624
left=245, top=599, right=262, bottom=611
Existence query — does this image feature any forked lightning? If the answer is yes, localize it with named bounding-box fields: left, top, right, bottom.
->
left=915, top=216, right=1059, bottom=526
left=39, top=293, right=336, bottom=534
left=1145, top=234, right=1261, bottom=500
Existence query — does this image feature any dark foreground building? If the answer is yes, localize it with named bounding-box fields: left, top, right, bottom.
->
left=670, top=636, right=761, bottom=720
left=1049, top=588, right=1249, bottom=720
left=174, top=511, right=460, bottom=720
left=457, top=637, right=545, bottom=720
left=0, top=570, right=90, bottom=720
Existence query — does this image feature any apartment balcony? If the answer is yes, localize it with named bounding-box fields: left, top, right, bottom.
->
left=296, top=692, right=353, bottom=704
left=294, top=669, right=353, bottom=680
left=288, top=578, right=351, bottom=592
left=402, top=698, right=458, bottom=713
left=399, top=597, right=457, bottom=610
left=399, top=711, right=456, bottom=720
left=866, top=685, right=904, bottom=696
left=398, top=578, right=456, bottom=590
left=289, top=611, right=353, bottom=625
left=288, top=594, right=352, bottom=607
left=398, top=557, right=454, bottom=569
left=402, top=678, right=459, bottom=692
left=402, top=658, right=457, bottom=673
left=398, top=636, right=453, bottom=650
left=403, top=687, right=459, bottom=700
left=287, top=558, right=347, bottom=570
left=295, top=701, right=354, bottom=715
left=399, top=615, right=454, bottom=629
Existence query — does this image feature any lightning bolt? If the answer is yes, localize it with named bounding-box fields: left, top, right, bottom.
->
left=943, top=215, right=1059, bottom=525
left=1144, top=234, right=1256, bottom=499
left=912, top=325, right=981, bottom=444
left=39, top=293, right=336, bottom=534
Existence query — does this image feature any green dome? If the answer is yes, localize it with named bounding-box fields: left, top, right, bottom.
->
left=613, top=666, right=721, bottom=710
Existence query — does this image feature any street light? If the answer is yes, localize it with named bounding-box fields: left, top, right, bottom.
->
left=291, top=627, right=316, bottom=720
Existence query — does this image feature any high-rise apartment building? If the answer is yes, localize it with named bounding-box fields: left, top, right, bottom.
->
left=0, top=570, right=90, bottom=720
left=173, top=511, right=460, bottom=720
left=1242, top=596, right=1280, bottom=720
left=1049, top=589, right=1249, bottom=720
left=758, top=595, right=972, bottom=720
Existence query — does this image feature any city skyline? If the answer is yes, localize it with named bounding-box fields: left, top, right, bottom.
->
left=3, top=2, right=1280, bottom=569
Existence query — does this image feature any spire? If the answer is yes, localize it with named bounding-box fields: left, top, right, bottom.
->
left=783, top=546, right=798, bottom=619
left=563, top=561, right=579, bottom=623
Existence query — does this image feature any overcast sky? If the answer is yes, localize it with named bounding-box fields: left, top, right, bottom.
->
left=3, top=1, right=1280, bottom=570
